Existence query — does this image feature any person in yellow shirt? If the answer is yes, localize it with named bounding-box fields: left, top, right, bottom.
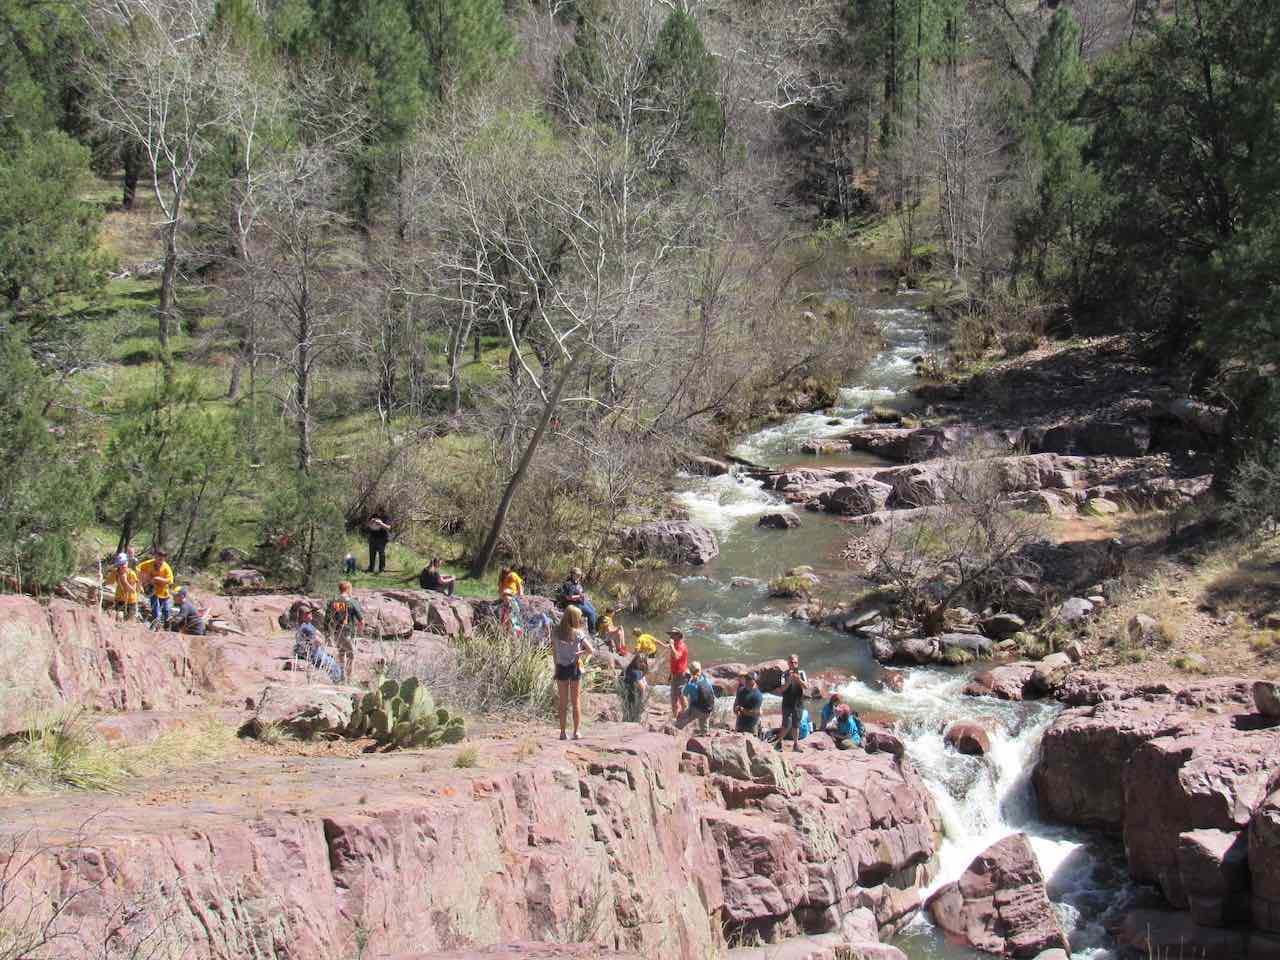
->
left=106, top=553, right=141, bottom=622
left=137, top=549, right=175, bottom=625
left=498, top=566, right=524, bottom=597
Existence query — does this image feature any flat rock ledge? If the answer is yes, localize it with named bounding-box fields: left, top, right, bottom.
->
left=0, top=729, right=942, bottom=960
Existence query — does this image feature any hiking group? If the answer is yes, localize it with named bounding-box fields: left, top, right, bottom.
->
left=105, top=548, right=208, bottom=636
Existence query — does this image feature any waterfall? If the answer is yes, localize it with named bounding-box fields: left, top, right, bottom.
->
left=841, top=672, right=1131, bottom=959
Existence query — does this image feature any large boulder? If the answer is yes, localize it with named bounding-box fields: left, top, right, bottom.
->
left=1175, top=828, right=1250, bottom=927
left=819, top=480, right=894, bottom=517
left=1116, top=909, right=1278, bottom=960
left=1255, top=681, right=1280, bottom=719
left=926, top=833, right=1068, bottom=957
left=981, top=613, right=1025, bottom=641
left=1028, top=653, right=1072, bottom=695
left=944, top=722, right=992, bottom=756
left=962, top=665, right=1035, bottom=702
left=1124, top=724, right=1280, bottom=907
left=758, top=512, right=802, bottom=530
left=351, top=591, right=415, bottom=638
left=622, top=521, right=720, bottom=565
left=242, top=683, right=357, bottom=739
left=1252, top=788, right=1280, bottom=934
left=889, top=466, right=946, bottom=508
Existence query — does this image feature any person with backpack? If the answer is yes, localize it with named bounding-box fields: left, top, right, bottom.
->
left=825, top=704, right=864, bottom=750
left=773, top=653, right=808, bottom=753
left=676, top=662, right=716, bottom=733
left=552, top=605, right=595, bottom=741
left=325, top=581, right=364, bottom=678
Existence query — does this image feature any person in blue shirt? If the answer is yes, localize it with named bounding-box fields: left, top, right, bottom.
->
left=292, top=609, right=344, bottom=683
left=825, top=703, right=863, bottom=750
left=821, top=692, right=844, bottom=730
left=676, top=662, right=716, bottom=734
left=733, top=672, right=764, bottom=735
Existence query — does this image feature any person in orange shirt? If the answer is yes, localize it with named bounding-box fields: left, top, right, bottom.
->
left=106, top=553, right=141, bottom=622
left=137, top=549, right=175, bottom=625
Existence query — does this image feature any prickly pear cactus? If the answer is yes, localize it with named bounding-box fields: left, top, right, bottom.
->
left=344, top=676, right=465, bottom=750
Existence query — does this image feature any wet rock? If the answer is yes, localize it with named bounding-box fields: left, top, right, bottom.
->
left=962, top=665, right=1035, bottom=702
left=890, top=638, right=940, bottom=665
left=939, top=634, right=993, bottom=659
left=1117, top=909, right=1269, bottom=960
left=1255, top=681, right=1280, bottom=718
left=838, top=428, right=915, bottom=461
left=944, top=722, right=992, bottom=756
left=1057, top=598, right=1093, bottom=623
left=758, top=512, right=802, bottom=530
left=980, top=613, right=1025, bottom=640
left=1029, top=653, right=1072, bottom=695
left=801, top=437, right=854, bottom=455
left=863, top=725, right=905, bottom=758
left=881, top=670, right=907, bottom=693
left=242, top=683, right=357, bottom=739
left=819, top=480, right=894, bottom=516
left=687, top=455, right=731, bottom=476
left=926, top=833, right=1068, bottom=957
left=622, top=521, right=720, bottom=565
left=730, top=577, right=756, bottom=589
left=1176, top=828, right=1250, bottom=927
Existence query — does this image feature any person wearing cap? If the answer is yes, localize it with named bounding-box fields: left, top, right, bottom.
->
left=292, top=607, right=343, bottom=682
left=733, top=672, right=764, bottom=736
left=171, top=586, right=207, bottom=635
left=137, top=549, right=175, bottom=625
left=106, top=553, right=141, bottom=622
left=664, top=629, right=690, bottom=719
left=555, top=567, right=597, bottom=633
left=675, top=661, right=716, bottom=733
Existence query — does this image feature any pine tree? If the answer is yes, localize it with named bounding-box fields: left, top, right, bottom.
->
left=645, top=9, right=721, bottom=147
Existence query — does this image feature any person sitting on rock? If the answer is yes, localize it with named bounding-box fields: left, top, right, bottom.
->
left=170, top=586, right=207, bottom=635
left=598, top=608, right=627, bottom=655
left=292, top=608, right=343, bottom=683
left=733, top=671, right=763, bottom=737
left=773, top=654, right=808, bottom=753
left=675, top=662, right=716, bottom=734
left=825, top=704, right=864, bottom=750
left=820, top=691, right=843, bottom=729
left=106, top=553, right=141, bottom=623
left=325, top=580, right=364, bottom=678
left=556, top=567, right=597, bottom=633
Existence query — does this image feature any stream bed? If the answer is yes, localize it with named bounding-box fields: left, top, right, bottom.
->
left=636, top=296, right=1132, bottom=958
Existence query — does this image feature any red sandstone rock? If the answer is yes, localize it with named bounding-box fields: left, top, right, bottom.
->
left=1124, top=723, right=1280, bottom=908
left=1117, top=908, right=1280, bottom=960
left=1175, top=828, right=1249, bottom=927
left=1252, top=788, right=1280, bottom=934
left=926, top=833, right=1069, bottom=958
left=944, top=722, right=992, bottom=756
left=962, top=665, right=1034, bottom=702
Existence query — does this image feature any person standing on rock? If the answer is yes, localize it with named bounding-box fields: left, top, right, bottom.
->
left=325, top=581, right=364, bottom=679
left=553, top=605, right=594, bottom=741
left=733, top=671, right=763, bottom=737
left=364, top=511, right=392, bottom=574
left=556, top=567, right=597, bottom=633
left=774, top=654, right=808, bottom=753
left=675, top=662, right=716, bottom=733
left=137, top=549, right=174, bottom=625
left=106, top=553, right=141, bottom=622
left=664, top=629, right=690, bottom=719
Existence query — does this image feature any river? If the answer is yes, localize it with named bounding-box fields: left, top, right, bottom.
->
left=639, top=296, right=1132, bottom=959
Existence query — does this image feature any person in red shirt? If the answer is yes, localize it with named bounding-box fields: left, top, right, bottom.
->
left=665, top=628, right=690, bottom=719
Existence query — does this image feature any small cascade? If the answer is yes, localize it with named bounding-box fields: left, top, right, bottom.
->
left=841, top=672, right=1130, bottom=959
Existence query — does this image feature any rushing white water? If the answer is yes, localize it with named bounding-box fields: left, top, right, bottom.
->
left=661, top=296, right=1131, bottom=958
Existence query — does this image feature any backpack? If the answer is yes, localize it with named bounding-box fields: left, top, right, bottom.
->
left=327, top=599, right=351, bottom=631
left=798, top=709, right=814, bottom=740
left=694, top=677, right=716, bottom=712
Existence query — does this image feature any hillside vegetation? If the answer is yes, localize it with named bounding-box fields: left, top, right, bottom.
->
left=1, top=0, right=1276, bottom=596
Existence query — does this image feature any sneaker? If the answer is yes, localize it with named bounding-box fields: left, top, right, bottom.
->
left=571, top=732, right=581, bottom=741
